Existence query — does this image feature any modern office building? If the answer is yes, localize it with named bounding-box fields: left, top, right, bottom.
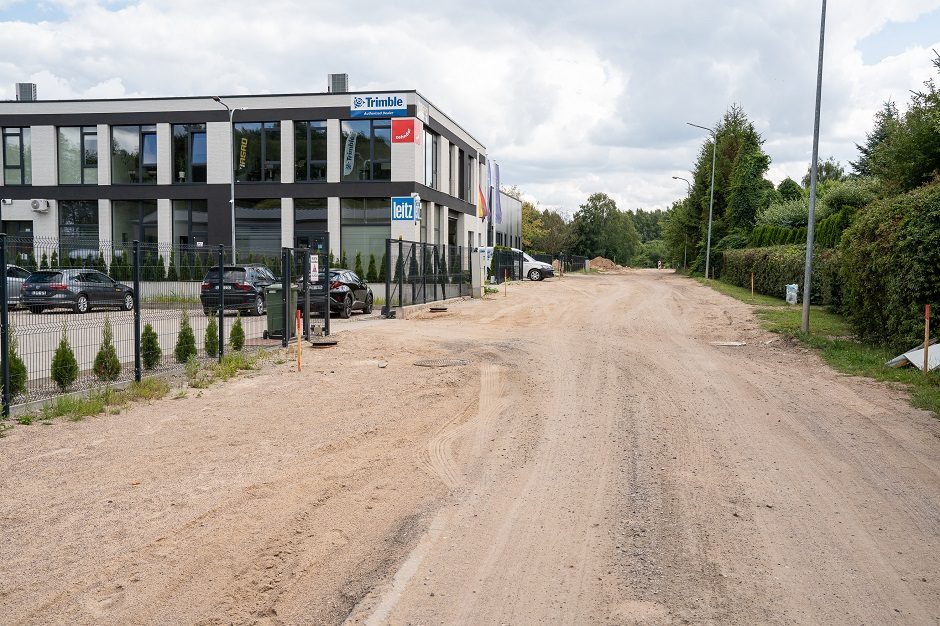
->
left=0, top=81, right=500, bottom=267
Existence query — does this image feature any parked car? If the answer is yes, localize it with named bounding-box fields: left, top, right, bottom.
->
left=200, top=264, right=276, bottom=316
left=21, top=269, right=134, bottom=314
left=302, top=269, right=373, bottom=319
left=476, top=247, right=555, bottom=281
left=6, top=264, right=31, bottom=307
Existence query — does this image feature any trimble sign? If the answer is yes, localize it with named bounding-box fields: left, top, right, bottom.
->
left=350, top=94, right=407, bottom=118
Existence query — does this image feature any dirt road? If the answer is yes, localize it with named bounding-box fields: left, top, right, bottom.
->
left=1, top=271, right=938, bottom=625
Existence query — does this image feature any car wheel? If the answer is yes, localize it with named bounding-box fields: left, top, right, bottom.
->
left=340, top=295, right=352, bottom=319
left=528, top=268, right=542, bottom=281
left=123, top=293, right=134, bottom=311
left=29, top=306, right=43, bottom=314
left=74, top=294, right=89, bottom=314
left=364, top=294, right=374, bottom=314
left=253, top=295, right=265, bottom=316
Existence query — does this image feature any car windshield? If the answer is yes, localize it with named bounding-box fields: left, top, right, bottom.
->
left=204, top=268, right=246, bottom=282
left=25, top=271, right=63, bottom=284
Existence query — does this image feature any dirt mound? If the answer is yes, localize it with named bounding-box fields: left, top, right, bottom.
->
left=591, top=256, right=617, bottom=269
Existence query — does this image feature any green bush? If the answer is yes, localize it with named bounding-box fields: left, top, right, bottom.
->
left=367, top=254, right=378, bottom=282
left=722, top=245, right=842, bottom=306
left=379, top=252, right=387, bottom=282
left=756, top=198, right=809, bottom=228
left=166, top=252, right=179, bottom=281
left=141, top=322, right=161, bottom=369
left=840, top=181, right=940, bottom=350
left=9, top=325, right=27, bottom=399
left=205, top=313, right=219, bottom=358
left=174, top=310, right=197, bottom=363
left=40, top=252, right=49, bottom=270
left=93, top=316, right=121, bottom=381
left=354, top=251, right=364, bottom=278
left=229, top=312, right=245, bottom=351
left=51, top=325, right=78, bottom=391
left=340, top=249, right=348, bottom=270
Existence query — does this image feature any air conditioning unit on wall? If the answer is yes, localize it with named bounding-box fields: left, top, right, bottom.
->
left=30, top=199, right=50, bottom=212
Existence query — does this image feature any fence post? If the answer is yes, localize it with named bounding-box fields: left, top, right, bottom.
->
left=457, top=246, right=463, bottom=295
left=132, top=240, right=142, bottom=382
left=324, top=232, right=331, bottom=336
left=302, top=249, right=310, bottom=340
left=384, top=238, right=391, bottom=316
left=217, top=245, right=225, bottom=361
left=398, top=239, right=404, bottom=308
left=281, top=247, right=290, bottom=348
left=1, top=234, right=9, bottom=416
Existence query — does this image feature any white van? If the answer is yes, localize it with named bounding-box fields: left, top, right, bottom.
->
left=476, top=247, right=555, bottom=281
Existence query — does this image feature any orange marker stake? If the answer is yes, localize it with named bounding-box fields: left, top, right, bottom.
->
left=296, top=309, right=302, bottom=372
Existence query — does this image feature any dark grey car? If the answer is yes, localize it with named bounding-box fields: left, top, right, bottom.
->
left=21, top=269, right=135, bottom=314
left=5, top=264, right=31, bottom=307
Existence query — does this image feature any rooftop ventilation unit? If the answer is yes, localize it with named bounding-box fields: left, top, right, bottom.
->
left=16, top=83, right=37, bottom=101
left=30, top=199, right=49, bottom=212
left=328, top=74, right=348, bottom=93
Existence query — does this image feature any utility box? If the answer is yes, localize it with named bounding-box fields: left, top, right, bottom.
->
left=265, top=284, right=299, bottom=337
left=471, top=249, right=483, bottom=298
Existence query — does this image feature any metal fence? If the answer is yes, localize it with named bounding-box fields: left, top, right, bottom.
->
left=384, top=239, right=470, bottom=309
left=0, top=234, right=330, bottom=413
left=530, top=253, right=588, bottom=273
left=491, top=248, right=524, bottom=284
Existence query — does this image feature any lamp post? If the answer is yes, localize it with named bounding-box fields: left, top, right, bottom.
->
left=673, top=176, right=692, bottom=269
left=212, top=96, right=243, bottom=263
left=801, top=0, right=828, bottom=333
left=687, top=122, right=718, bottom=279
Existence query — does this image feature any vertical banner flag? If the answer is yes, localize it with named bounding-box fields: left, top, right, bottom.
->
left=493, top=162, right=502, bottom=224
left=477, top=185, right=489, bottom=219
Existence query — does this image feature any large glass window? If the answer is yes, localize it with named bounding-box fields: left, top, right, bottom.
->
left=424, top=130, right=439, bottom=189
left=173, top=199, right=209, bottom=247
left=234, top=122, right=280, bottom=182
left=59, top=200, right=99, bottom=261
left=294, top=121, right=327, bottom=182
left=112, top=200, right=158, bottom=246
left=340, top=120, right=391, bottom=182
left=235, top=198, right=280, bottom=254
left=172, top=123, right=207, bottom=183
left=58, top=126, right=98, bottom=185
left=295, top=198, right=328, bottom=249
left=466, top=155, right=475, bottom=202
left=3, top=127, right=31, bottom=185
left=111, top=125, right=157, bottom=184
left=340, top=198, right=389, bottom=267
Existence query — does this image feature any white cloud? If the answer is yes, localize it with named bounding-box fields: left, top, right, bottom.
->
left=1, top=0, right=939, bottom=212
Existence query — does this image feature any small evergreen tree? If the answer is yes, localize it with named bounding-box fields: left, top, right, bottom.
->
left=328, top=251, right=335, bottom=268
left=51, top=324, right=78, bottom=391
left=178, top=252, right=192, bottom=281
left=156, top=254, right=167, bottom=281
left=205, top=313, right=219, bottom=357
left=40, top=251, right=49, bottom=270
left=94, top=253, right=106, bottom=272
left=379, top=252, right=387, bottom=282
left=50, top=251, right=59, bottom=268
left=229, top=312, right=245, bottom=351
left=174, top=310, right=197, bottom=363
left=340, top=249, right=348, bottom=269
left=367, top=254, right=378, bottom=282
left=166, top=251, right=179, bottom=281
left=8, top=325, right=27, bottom=399
left=93, top=316, right=121, bottom=382
left=26, top=251, right=38, bottom=272
left=141, top=322, right=162, bottom=369
left=354, top=252, right=364, bottom=278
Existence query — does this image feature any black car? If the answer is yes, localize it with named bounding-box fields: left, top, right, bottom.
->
left=303, top=269, right=374, bottom=319
left=21, top=269, right=134, bottom=314
left=200, top=264, right=276, bottom=316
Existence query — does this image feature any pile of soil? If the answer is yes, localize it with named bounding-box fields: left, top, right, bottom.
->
left=590, top=256, right=629, bottom=272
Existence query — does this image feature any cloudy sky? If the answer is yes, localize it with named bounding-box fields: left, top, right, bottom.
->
left=2, top=0, right=939, bottom=216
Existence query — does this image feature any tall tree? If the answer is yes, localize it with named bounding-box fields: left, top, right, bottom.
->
left=727, top=149, right=771, bottom=229
left=851, top=100, right=898, bottom=177
left=536, top=209, right=573, bottom=255
left=632, top=208, right=665, bottom=242
left=521, top=201, right=545, bottom=250
left=777, top=177, right=803, bottom=201
left=571, top=193, right=640, bottom=264
left=802, top=157, right=845, bottom=188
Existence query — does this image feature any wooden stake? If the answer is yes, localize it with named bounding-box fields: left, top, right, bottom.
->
left=751, top=272, right=755, bottom=298
left=504, top=269, right=508, bottom=297
left=926, top=303, right=931, bottom=375
left=296, top=309, right=302, bottom=372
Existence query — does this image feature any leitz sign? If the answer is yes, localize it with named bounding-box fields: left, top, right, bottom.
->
left=391, top=196, right=418, bottom=221
left=351, top=94, right=407, bottom=118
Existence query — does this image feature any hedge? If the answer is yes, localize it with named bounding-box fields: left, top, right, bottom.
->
left=839, top=181, right=940, bottom=350
left=722, top=245, right=842, bottom=306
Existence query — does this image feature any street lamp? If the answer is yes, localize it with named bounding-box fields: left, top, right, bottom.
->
left=687, top=122, right=718, bottom=279
left=212, top=96, right=244, bottom=263
left=672, top=176, right=692, bottom=268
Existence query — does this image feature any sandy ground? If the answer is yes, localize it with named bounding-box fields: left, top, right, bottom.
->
left=1, top=270, right=938, bottom=625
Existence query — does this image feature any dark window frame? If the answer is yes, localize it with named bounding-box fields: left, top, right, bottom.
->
left=233, top=121, right=281, bottom=183
left=57, top=126, right=98, bottom=185
left=3, top=127, right=31, bottom=186
left=424, top=130, right=439, bottom=190
left=339, top=119, right=392, bottom=182
left=111, top=124, right=157, bottom=184
left=294, top=120, right=328, bottom=182
left=112, top=199, right=159, bottom=245
left=172, top=123, right=207, bottom=184
left=173, top=199, right=209, bottom=247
